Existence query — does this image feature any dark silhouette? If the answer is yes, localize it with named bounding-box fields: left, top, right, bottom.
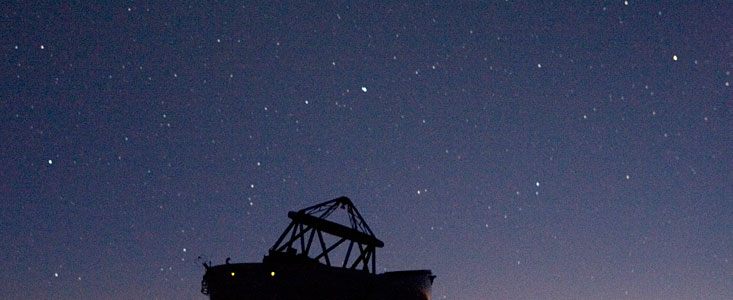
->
left=201, top=196, right=435, bottom=300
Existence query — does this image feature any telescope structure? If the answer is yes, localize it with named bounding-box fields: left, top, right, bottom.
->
left=201, top=196, right=435, bottom=300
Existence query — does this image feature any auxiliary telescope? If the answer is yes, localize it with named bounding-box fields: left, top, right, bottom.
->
left=201, top=196, right=435, bottom=299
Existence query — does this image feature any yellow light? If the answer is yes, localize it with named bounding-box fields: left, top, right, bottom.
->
left=673, top=55, right=678, bottom=61
left=270, top=271, right=275, bottom=277
left=231, top=272, right=235, bottom=276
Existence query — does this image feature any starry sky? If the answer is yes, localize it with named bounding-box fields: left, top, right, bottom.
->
left=2, top=1, right=731, bottom=299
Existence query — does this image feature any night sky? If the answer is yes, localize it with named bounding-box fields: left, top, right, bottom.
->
left=2, top=1, right=731, bottom=299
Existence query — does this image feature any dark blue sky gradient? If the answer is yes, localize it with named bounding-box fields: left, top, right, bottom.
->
left=2, top=1, right=731, bottom=299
